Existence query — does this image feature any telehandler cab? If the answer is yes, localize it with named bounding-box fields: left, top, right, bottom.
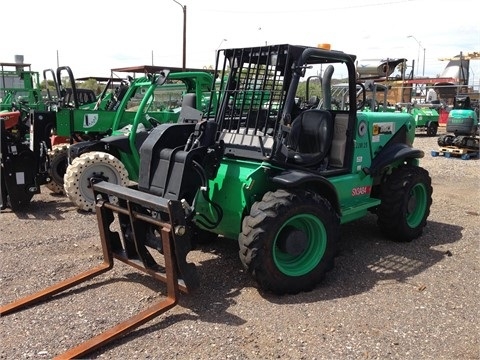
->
left=1, top=44, right=432, bottom=358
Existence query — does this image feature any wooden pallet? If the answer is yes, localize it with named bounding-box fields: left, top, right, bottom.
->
left=431, top=146, right=479, bottom=160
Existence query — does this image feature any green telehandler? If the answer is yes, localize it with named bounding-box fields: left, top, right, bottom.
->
left=63, top=67, right=217, bottom=211
left=89, top=43, right=432, bottom=293
left=0, top=44, right=433, bottom=358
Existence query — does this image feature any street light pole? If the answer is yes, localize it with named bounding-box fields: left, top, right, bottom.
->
left=422, top=47, right=426, bottom=77
left=407, top=35, right=425, bottom=77
left=173, top=0, right=186, bottom=70
left=216, top=38, right=227, bottom=51
left=214, top=39, right=227, bottom=68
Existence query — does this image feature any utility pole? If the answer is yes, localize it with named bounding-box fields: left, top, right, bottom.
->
left=173, top=0, right=187, bottom=70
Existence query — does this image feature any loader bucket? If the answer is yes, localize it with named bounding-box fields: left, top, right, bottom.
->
left=0, top=180, right=198, bottom=359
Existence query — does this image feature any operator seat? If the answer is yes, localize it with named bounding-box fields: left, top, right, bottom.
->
left=307, top=95, right=320, bottom=109
left=181, top=93, right=196, bottom=108
left=286, top=109, right=333, bottom=168
left=178, top=93, right=203, bottom=123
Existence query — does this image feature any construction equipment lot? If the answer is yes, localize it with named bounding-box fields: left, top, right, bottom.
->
left=1, top=128, right=478, bottom=359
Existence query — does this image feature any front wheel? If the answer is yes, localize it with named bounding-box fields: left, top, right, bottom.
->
left=45, top=144, right=69, bottom=194
left=239, top=189, right=339, bottom=295
left=64, top=151, right=129, bottom=212
left=377, top=165, right=433, bottom=242
left=426, top=122, right=438, bottom=136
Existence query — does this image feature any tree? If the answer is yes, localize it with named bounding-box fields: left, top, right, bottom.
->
left=77, top=78, right=103, bottom=95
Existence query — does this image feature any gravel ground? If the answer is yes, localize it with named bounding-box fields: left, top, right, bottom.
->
left=1, top=128, right=479, bottom=360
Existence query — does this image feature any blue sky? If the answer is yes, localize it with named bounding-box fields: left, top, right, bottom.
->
left=3, top=0, right=479, bottom=87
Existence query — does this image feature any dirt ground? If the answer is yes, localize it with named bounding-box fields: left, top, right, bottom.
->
left=1, top=129, right=479, bottom=359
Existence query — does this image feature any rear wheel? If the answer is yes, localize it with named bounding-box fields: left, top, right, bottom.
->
left=426, top=122, right=438, bottom=136
left=64, top=151, right=129, bottom=212
left=377, top=165, right=432, bottom=242
left=45, top=144, right=69, bottom=194
left=239, top=189, right=339, bottom=295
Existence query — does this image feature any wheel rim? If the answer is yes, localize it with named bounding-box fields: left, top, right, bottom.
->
left=406, top=183, right=428, bottom=228
left=79, top=164, right=123, bottom=204
left=273, top=214, right=326, bottom=276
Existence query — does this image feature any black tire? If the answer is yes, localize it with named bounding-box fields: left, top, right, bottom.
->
left=239, top=189, right=339, bottom=295
left=452, top=136, right=464, bottom=147
left=377, top=165, right=432, bottom=242
left=436, top=135, right=445, bottom=147
left=437, top=134, right=454, bottom=147
left=45, top=144, right=69, bottom=194
left=426, top=122, right=438, bottom=137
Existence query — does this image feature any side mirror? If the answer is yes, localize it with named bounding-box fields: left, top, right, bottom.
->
left=155, top=70, right=170, bottom=85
